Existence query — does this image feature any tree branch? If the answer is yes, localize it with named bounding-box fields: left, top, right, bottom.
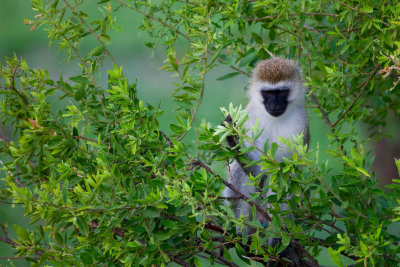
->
left=62, top=0, right=118, bottom=66
left=0, top=236, right=17, bottom=247
left=247, top=12, right=340, bottom=22
left=116, top=0, right=191, bottom=42
left=189, top=159, right=272, bottom=222
left=310, top=92, right=333, bottom=127
left=0, top=224, right=43, bottom=257
left=331, top=64, right=379, bottom=128
left=159, top=130, right=174, bottom=148
left=166, top=252, right=190, bottom=267
left=339, top=2, right=390, bottom=27
left=178, top=9, right=210, bottom=141
left=8, top=66, right=28, bottom=105
left=0, top=128, right=9, bottom=143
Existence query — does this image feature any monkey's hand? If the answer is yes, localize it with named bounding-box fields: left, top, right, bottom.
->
left=223, top=114, right=240, bottom=149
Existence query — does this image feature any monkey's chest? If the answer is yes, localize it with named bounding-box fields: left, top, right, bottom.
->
left=250, top=114, right=306, bottom=161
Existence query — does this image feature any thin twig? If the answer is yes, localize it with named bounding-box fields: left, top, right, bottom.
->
left=207, top=49, right=250, bottom=77
left=9, top=66, right=28, bottom=105
left=178, top=10, right=210, bottom=141
left=331, top=64, right=379, bottom=128
left=301, top=34, right=333, bottom=129
left=116, top=0, right=191, bottom=42
left=0, top=226, right=44, bottom=257
left=247, top=12, right=340, bottom=22
left=339, top=2, right=390, bottom=27
left=0, top=159, right=24, bottom=188
left=0, top=128, right=9, bottom=143
left=291, top=239, right=319, bottom=267
left=59, top=31, right=97, bottom=86
left=303, top=23, right=360, bottom=34
left=228, top=65, right=250, bottom=76
left=308, top=216, right=345, bottom=235
left=310, top=92, right=333, bottom=127
left=166, top=253, right=190, bottom=267
left=190, top=160, right=320, bottom=266
left=190, top=159, right=272, bottom=222
left=63, top=0, right=118, bottom=66
left=310, top=237, right=359, bottom=261
left=0, top=224, right=10, bottom=242
left=0, top=236, right=18, bottom=247
left=119, top=0, right=251, bottom=85
left=159, top=130, right=174, bottom=148
left=204, top=222, right=225, bottom=234
left=217, top=196, right=242, bottom=200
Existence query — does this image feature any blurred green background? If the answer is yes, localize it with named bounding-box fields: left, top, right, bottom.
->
left=1, top=1, right=398, bottom=266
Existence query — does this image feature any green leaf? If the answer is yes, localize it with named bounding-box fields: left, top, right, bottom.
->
left=210, top=45, right=224, bottom=65
left=360, top=240, right=368, bottom=255
left=194, top=256, right=202, bottom=267
left=251, top=32, right=263, bottom=44
left=161, top=220, right=177, bottom=229
left=235, top=243, right=251, bottom=264
left=76, top=217, right=89, bottom=236
left=99, top=34, right=111, bottom=44
left=216, top=72, right=240, bottom=81
left=170, top=123, right=184, bottom=134
left=239, top=51, right=257, bottom=67
left=355, top=166, right=370, bottom=177
left=90, top=46, right=105, bottom=56
left=80, top=252, right=93, bottom=265
left=144, top=207, right=161, bottom=218
left=281, top=232, right=290, bottom=247
left=14, top=224, right=29, bottom=240
left=70, top=76, right=91, bottom=84
left=223, top=247, right=232, bottom=262
left=360, top=5, right=373, bottom=13
left=127, top=240, right=143, bottom=248
left=328, top=247, right=343, bottom=267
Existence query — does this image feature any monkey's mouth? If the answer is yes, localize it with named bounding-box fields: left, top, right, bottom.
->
left=267, top=109, right=286, bottom=117
left=264, top=103, right=287, bottom=117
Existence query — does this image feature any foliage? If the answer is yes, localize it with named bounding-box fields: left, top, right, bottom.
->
left=1, top=0, right=400, bottom=266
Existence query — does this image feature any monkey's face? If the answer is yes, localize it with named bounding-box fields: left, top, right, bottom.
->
left=261, top=88, right=290, bottom=117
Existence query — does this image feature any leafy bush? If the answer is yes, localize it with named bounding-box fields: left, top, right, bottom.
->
left=1, top=0, right=400, bottom=266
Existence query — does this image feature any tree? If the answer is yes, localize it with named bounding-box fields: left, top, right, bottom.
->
left=1, top=0, right=400, bottom=266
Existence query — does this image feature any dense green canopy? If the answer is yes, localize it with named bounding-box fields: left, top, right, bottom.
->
left=1, top=0, right=400, bottom=266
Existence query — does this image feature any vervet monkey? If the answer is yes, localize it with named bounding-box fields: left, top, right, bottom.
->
left=223, top=57, right=309, bottom=233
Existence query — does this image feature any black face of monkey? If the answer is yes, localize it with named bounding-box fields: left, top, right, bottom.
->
left=261, top=88, right=290, bottom=117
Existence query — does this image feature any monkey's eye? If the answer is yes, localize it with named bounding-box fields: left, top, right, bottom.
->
left=261, top=90, right=275, bottom=99
left=261, top=89, right=290, bottom=100
left=278, top=89, right=290, bottom=98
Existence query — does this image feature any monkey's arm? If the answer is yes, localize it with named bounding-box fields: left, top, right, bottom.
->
left=224, top=114, right=240, bottom=151
left=223, top=114, right=258, bottom=177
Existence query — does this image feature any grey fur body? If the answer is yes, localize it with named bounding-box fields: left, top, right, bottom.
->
left=223, top=57, right=309, bottom=233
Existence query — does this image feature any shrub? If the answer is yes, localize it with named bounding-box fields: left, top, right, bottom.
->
left=1, top=0, right=400, bottom=266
